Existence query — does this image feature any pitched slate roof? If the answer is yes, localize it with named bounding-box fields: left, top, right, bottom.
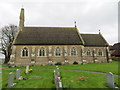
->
left=110, top=43, right=120, bottom=57
left=80, top=34, right=109, bottom=46
left=14, top=27, right=83, bottom=45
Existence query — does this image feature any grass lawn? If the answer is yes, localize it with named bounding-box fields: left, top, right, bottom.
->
left=27, top=61, right=119, bottom=75
left=59, top=61, right=119, bottom=75
left=2, top=67, right=55, bottom=88
left=1, top=61, right=119, bottom=88
left=60, top=70, right=119, bottom=88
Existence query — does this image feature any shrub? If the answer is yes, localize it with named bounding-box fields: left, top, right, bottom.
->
left=55, top=62, right=62, bottom=65
left=111, top=57, right=120, bottom=61
left=8, top=65, right=11, bottom=68
left=31, top=65, right=34, bottom=66
left=49, top=64, right=53, bottom=66
left=73, top=61, right=78, bottom=64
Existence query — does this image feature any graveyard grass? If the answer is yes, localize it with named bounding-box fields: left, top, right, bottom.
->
left=2, top=68, right=55, bottom=88
left=2, top=61, right=119, bottom=88
left=60, top=70, right=119, bottom=88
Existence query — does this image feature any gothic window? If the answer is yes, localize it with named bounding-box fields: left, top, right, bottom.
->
left=56, top=47, right=61, bottom=56
left=39, top=47, right=45, bottom=56
left=98, top=49, right=103, bottom=56
left=71, top=47, right=77, bottom=56
left=86, top=50, right=91, bottom=56
left=22, top=47, right=28, bottom=57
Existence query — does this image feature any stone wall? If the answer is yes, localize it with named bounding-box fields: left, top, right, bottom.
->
left=82, top=46, right=108, bottom=63
left=10, top=45, right=110, bottom=66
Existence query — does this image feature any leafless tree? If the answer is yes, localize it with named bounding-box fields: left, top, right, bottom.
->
left=0, top=24, right=17, bottom=64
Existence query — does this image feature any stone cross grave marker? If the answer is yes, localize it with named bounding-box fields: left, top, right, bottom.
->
left=7, top=72, right=16, bottom=87
left=16, top=69, right=20, bottom=80
left=106, top=72, right=114, bottom=88
left=25, top=65, right=29, bottom=74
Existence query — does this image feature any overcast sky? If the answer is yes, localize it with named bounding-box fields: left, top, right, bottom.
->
left=0, top=0, right=119, bottom=58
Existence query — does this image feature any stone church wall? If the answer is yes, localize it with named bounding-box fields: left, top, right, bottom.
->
left=10, top=45, right=110, bottom=66
left=83, top=47, right=108, bottom=63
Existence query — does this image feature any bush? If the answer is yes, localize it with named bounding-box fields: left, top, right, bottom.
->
left=55, top=62, right=62, bottom=65
left=8, top=65, right=11, bottom=68
left=73, top=61, right=78, bottom=64
left=111, top=57, right=120, bottom=61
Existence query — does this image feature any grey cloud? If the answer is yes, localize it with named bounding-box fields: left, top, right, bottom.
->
left=0, top=0, right=118, bottom=45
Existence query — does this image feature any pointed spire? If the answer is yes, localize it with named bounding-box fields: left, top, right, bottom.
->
left=74, top=21, right=77, bottom=28
left=19, top=8, right=24, bottom=30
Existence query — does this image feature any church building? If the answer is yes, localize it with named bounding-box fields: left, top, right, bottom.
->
left=10, top=8, right=111, bottom=66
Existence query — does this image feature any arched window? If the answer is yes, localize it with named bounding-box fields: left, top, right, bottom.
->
left=71, top=47, right=77, bottom=56
left=22, top=47, right=28, bottom=57
left=86, top=50, right=91, bottom=56
left=39, top=47, right=45, bottom=56
left=98, top=49, right=102, bottom=56
left=56, top=47, right=61, bottom=56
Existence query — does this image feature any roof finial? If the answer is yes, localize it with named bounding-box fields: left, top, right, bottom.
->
left=74, top=21, right=77, bottom=27
left=99, top=29, right=101, bottom=34
left=22, top=5, right=24, bottom=8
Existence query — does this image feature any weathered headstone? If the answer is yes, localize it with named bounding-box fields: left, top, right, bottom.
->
left=56, top=68, right=59, bottom=75
left=25, top=65, right=29, bottom=74
left=58, top=81, right=62, bottom=88
left=16, top=69, right=20, bottom=80
left=57, top=72, right=60, bottom=76
left=54, top=70, right=57, bottom=84
left=7, top=72, right=16, bottom=87
left=106, top=72, right=114, bottom=88
left=54, top=68, right=63, bottom=90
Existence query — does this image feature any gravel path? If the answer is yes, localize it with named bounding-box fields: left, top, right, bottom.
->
left=41, top=68, right=120, bottom=77
left=1, top=66, right=119, bottom=77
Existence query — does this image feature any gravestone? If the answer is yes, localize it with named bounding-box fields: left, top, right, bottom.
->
left=57, top=72, right=60, bottom=76
left=7, top=72, right=16, bottom=87
left=56, top=68, right=59, bottom=75
left=106, top=72, right=114, bottom=88
left=16, top=69, right=20, bottom=80
left=58, top=81, right=62, bottom=88
left=54, top=68, right=62, bottom=90
left=54, top=70, right=57, bottom=84
left=25, top=65, right=29, bottom=74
